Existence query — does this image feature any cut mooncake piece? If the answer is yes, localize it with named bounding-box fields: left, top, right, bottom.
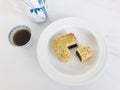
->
left=52, top=33, right=78, bottom=62
left=76, top=45, right=93, bottom=62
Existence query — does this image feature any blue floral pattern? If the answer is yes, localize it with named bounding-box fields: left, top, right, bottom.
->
left=41, top=5, right=48, bottom=18
left=29, top=0, right=48, bottom=19
left=30, top=8, right=40, bottom=14
left=38, top=0, right=43, bottom=5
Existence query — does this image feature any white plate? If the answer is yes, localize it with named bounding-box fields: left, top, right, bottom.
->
left=37, top=17, right=107, bottom=86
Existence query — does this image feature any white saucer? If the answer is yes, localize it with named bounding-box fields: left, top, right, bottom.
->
left=37, top=17, right=107, bottom=86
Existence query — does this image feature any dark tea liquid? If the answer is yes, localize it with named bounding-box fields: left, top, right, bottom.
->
left=13, top=29, right=31, bottom=46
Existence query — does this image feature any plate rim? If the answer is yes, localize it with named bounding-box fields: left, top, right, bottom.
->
left=37, top=17, right=108, bottom=86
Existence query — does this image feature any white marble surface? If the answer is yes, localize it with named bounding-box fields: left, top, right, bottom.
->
left=0, top=0, right=120, bottom=90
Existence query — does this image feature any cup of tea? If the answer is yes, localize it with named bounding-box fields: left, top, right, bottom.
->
left=11, top=0, right=48, bottom=22
left=8, top=25, right=32, bottom=47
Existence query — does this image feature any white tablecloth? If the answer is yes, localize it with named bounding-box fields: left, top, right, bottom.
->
left=0, top=0, right=120, bottom=90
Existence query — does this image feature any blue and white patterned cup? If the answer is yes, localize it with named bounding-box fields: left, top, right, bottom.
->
left=8, top=25, right=32, bottom=48
left=11, top=0, right=48, bottom=22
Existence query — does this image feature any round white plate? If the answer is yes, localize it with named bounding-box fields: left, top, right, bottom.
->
left=37, top=17, right=107, bottom=86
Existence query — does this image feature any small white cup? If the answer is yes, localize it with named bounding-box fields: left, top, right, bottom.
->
left=8, top=25, right=32, bottom=48
left=11, top=0, right=48, bottom=22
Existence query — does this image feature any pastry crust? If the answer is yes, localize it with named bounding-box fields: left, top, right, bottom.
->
left=76, top=45, right=93, bottom=62
left=52, top=33, right=78, bottom=61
